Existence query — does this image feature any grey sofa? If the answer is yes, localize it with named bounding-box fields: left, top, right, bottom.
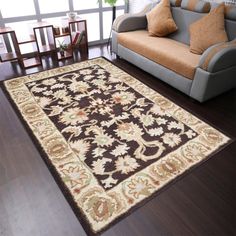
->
left=111, top=3, right=236, bottom=102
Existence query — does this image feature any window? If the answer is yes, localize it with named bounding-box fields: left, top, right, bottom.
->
left=6, top=20, right=37, bottom=42
left=0, top=0, right=35, bottom=18
left=103, top=10, right=124, bottom=39
left=42, top=17, right=63, bottom=28
left=73, top=0, right=98, bottom=10
left=79, top=13, right=100, bottom=42
left=0, top=0, right=126, bottom=44
left=38, top=0, right=69, bottom=13
left=102, top=0, right=125, bottom=7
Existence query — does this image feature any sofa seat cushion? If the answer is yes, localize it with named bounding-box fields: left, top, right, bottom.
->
left=118, top=30, right=201, bottom=80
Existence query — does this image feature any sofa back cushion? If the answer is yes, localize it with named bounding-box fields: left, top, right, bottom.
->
left=181, top=0, right=210, bottom=13
left=168, top=7, right=236, bottom=45
left=225, top=5, right=236, bottom=20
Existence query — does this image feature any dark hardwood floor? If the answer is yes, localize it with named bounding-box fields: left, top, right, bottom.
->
left=0, top=45, right=235, bottom=236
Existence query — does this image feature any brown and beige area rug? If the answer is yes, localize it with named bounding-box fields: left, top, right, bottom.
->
left=2, top=57, right=231, bottom=235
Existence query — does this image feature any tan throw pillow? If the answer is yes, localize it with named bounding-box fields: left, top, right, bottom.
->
left=189, top=3, right=228, bottom=55
left=146, top=0, right=178, bottom=37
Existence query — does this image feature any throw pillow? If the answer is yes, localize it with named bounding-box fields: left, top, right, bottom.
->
left=146, top=0, right=178, bottom=37
left=189, top=3, right=228, bottom=55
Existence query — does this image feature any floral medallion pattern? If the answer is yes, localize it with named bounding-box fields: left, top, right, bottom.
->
left=4, top=58, right=230, bottom=235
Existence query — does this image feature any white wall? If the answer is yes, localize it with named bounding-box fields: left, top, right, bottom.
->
left=128, top=0, right=156, bottom=13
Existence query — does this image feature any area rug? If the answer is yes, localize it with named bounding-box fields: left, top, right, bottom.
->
left=2, top=57, right=231, bottom=235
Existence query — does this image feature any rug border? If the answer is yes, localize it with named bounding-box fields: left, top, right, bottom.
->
left=0, top=57, right=234, bottom=236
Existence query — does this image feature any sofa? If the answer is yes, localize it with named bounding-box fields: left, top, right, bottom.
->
left=111, top=1, right=236, bottom=102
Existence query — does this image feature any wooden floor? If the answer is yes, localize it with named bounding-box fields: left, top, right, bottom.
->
left=0, top=45, right=235, bottom=236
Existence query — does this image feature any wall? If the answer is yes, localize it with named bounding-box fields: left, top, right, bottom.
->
left=128, top=0, right=157, bottom=13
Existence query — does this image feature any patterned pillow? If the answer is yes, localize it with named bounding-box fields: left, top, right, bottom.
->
left=170, top=0, right=182, bottom=7
left=181, top=0, right=211, bottom=13
left=189, top=3, right=228, bottom=54
left=146, top=0, right=178, bottom=37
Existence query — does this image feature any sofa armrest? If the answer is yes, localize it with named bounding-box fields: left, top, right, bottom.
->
left=199, top=39, right=236, bottom=73
left=112, top=3, right=154, bottom=33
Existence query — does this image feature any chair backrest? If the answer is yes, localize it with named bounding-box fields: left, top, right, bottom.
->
left=168, top=6, right=236, bottom=45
